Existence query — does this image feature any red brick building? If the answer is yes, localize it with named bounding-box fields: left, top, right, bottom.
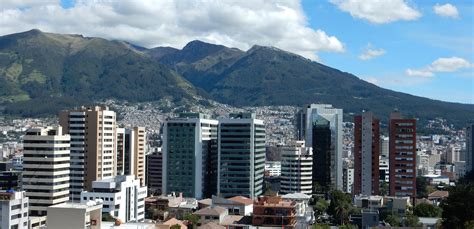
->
left=252, top=196, right=296, bottom=228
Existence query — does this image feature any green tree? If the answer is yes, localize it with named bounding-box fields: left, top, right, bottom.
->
left=403, top=212, right=421, bottom=227
left=102, top=213, right=115, bottom=222
left=263, top=181, right=276, bottom=196
left=312, top=223, right=330, bottom=229
left=184, top=214, right=200, bottom=229
left=313, top=198, right=329, bottom=215
left=380, top=181, right=389, bottom=196
left=413, top=203, right=442, bottom=217
left=327, top=190, right=352, bottom=225
left=385, top=212, right=401, bottom=227
left=440, top=171, right=474, bottom=229
left=416, top=176, right=430, bottom=198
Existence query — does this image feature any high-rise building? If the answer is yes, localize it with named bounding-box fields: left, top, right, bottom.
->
left=280, top=141, right=312, bottom=195
left=116, top=127, right=147, bottom=186
left=162, top=113, right=218, bottom=199
left=146, top=148, right=163, bottom=196
left=0, top=162, right=21, bottom=190
left=23, top=126, right=70, bottom=216
left=80, top=175, right=146, bottom=222
left=59, top=106, right=117, bottom=201
left=342, top=166, right=354, bottom=194
left=380, top=136, right=389, bottom=159
left=446, top=146, right=462, bottom=164
left=218, top=113, right=265, bottom=199
left=389, top=111, right=416, bottom=199
left=0, top=191, right=29, bottom=229
left=466, top=124, right=474, bottom=173
left=297, top=104, right=343, bottom=193
left=354, top=111, right=380, bottom=195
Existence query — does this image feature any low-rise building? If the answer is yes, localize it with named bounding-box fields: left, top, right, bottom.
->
left=354, top=195, right=384, bottom=210
left=194, top=206, right=228, bottom=224
left=212, top=195, right=253, bottom=216
left=252, top=196, right=296, bottom=228
left=81, top=175, right=147, bottom=222
left=384, top=196, right=412, bottom=214
left=47, top=201, right=102, bottom=229
left=0, top=190, right=29, bottom=229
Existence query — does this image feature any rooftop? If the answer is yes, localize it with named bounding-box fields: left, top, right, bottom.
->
left=194, top=206, right=227, bottom=216
left=228, top=196, right=253, bottom=205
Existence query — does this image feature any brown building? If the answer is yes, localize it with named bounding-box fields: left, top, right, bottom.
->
left=389, top=111, right=416, bottom=199
left=59, top=106, right=117, bottom=201
left=252, top=196, right=296, bottom=229
left=354, top=111, right=380, bottom=195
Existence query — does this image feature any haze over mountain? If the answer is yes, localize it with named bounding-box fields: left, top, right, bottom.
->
left=0, top=30, right=472, bottom=127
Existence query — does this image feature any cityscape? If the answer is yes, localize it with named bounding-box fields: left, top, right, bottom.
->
left=0, top=1, right=473, bottom=229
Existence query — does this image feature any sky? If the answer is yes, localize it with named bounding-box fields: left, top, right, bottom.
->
left=0, top=0, right=472, bottom=104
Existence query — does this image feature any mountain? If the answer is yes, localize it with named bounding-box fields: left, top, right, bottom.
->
left=156, top=42, right=474, bottom=128
left=0, top=29, right=199, bottom=116
left=0, top=30, right=472, bottom=128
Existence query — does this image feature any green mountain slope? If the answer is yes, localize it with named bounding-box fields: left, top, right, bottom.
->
left=158, top=42, right=474, bottom=127
left=0, top=29, right=198, bottom=116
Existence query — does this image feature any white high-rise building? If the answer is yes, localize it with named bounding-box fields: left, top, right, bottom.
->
left=280, top=141, right=312, bottom=195
left=297, top=104, right=343, bottom=191
left=22, top=126, right=70, bottom=216
left=342, top=167, right=354, bottom=194
left=80, top=175, right=147, bottom=222
left=0, top=191, right=29, bottom=229
left=380, top=136, right=389, bottom=159
left=59, top=106, right=117, bottom=201
left=116, top=127, right=147, bottom=186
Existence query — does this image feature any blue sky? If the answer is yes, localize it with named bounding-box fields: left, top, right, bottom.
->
left=1, top=0, right=473, bottom=104
left=302, top=0, right=473, bottom=104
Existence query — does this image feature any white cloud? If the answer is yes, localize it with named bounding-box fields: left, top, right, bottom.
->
left=433, top=3, right=459, bottom=18
left=406, top=57, right=472, bottom=77
left=358, top=43, right=385, bottom=60
left=330, top=0, right=421, bottom=24
left=0, top=0, right=345, bottom=61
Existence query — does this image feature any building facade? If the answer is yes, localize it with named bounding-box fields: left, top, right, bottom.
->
left=146, top=148, right=163, bottom=196
left=116, top=127, right=147, bottom=186
left=0, top=191, right=29, bottom=229
left=80, top=175, right=146, bottom=222
left=297, top=104, right=343, bottom=193
left=218, top=113, right=265, bottom=199
left=354, top=111, right=380, bottom=195
left=466, top=124, right=474, bottom=173
left=47, top=201, right=102, bottom=229
left=389, top=111, right=417, bottom=199
left=280, top=141, right=312, bottom=195
left=59, top=106, right=117, bottom=201
left=162, top=113, right=218, bottom=199
left=22, top=126, right=70, bottom=216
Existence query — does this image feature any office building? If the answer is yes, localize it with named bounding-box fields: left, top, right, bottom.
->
left=297, top=104, right=343, bottom=193
left=280, top=141, right=312, bottom=195
left=0, top=161, right=21, bottom=190
left=162, top=113, right=218, bottom=199
left=389, top=111, right=417, bottom=199
left=116, top=127, right=147, bottom=186
left=146, top=148, right=163, bottom=196
left=342, top=165, right=354, bottom=194
left=264, top=161, right=281, bottom=177
left=47, top=201, right=102, bottom=229
left=81, top=175, right=147, bottom=222
left=466, top=124, right=474, bottom=173
left=0, top=191, right=29, bottom=229
left=23, top=126, right=70, bottom=216
left=354, top=111, right=380, bottom=195
left=218, top=113, right=265, bottom=199
left=59, top=106, right=117, bottom=201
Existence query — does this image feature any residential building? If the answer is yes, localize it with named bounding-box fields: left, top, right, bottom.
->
left=22, top=126, right=70, bottom=216
left=116, top=127, right=147, bottom=186
left=379, top=159, right=389, bottom=183
left=0, top=191, right=29, bottom=229
left=80, top=175, right=147, bottom=222
left=281, top=193, right=314, bottom=223
left=446, top=146, right=462, bottom=163
left=353, top=195, right=384, bottom=210
left=380, top=136, right=389, bottom=158
left=297, top=104, right=343, bottom=193
left=47, top=201, right=102, bottom=229
left=264, top=161, right=281, bottom=177
left=389, top=111, right=417, bottom=200
left=162, top=113, right=218, bottom=199
left=280, top=141, right=312, bottom=195
left=466, top=124, right=474, bottom=172
left=59, top=106, right=117, bottom=201
left=218, top=113, right=265, bottom=199
left=342, top=166, right=354, bottom=194
left=354, top=111, right=380, bottom=195
left=193, top=206, right=228, bottom=224
left=211, top=195, right=254, bottom=216
left=252, top=196, right=297, bottom=228
left=146, top=148, right=163, bottom=196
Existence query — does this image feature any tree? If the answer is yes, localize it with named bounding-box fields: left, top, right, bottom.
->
left=380, top=181, right=389, bottom=196
left=263, top=181, right=276, bottom=196
left=403, top=212, right=420, bottom=227
left=312, top=224, right=330, bottom=229
left=413, top=203, right=442, bottom=217
left=102, top=213, right=115, bottom=222
left=313, top=198, right=329, bottom=215
left=385, top=212, right=401, bottom=227
left=440, top=172, right=474, bottom=229
left=327, top=190, right=352, bottom=225
left=416, top=177, right=430, bottom=198
left=184, top=213, right=200, bottom=229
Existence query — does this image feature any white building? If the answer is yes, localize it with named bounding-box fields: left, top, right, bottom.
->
left=81, top=175, right=147, bottom=222
left=265, top=161, right=281, bottom=177
left=343, top=167, right=354, bottom=194
left=446, top=146, right=462, bottom=163
left=379, top=159, right=389, bottom=183
left=47, top=201, right=102, bottom=229
left=22, top=126, right=70, bottom=216
left=280, top=141, right=312, bottom=195
left=417, top=152, right=430, bottom=175
left=0, top=191, right=29, bottom=229
left=380, top=136, right=389, bottom=158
